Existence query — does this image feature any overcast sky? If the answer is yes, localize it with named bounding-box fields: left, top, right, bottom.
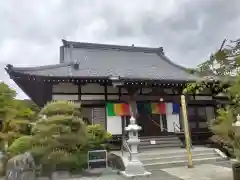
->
left=0, top=0, right=240, bottom=99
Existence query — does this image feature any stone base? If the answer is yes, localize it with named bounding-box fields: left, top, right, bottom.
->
left=120, top=170, right=152, bottom=178
left=120, top=160, right=152, bottom=178
left=51, top=171, right=70, bottom=180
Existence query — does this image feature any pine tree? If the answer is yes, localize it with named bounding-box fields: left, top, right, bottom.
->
left=30, top=101, right=87, bottom=170
left=184, top=38, right=240, bottom=158
left=0, top=82, right=35, bottom=151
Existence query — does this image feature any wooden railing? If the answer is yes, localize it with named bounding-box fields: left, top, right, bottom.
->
left=173, top=122, right=181, bottom=132
left=121, top=131, right=132, bottom=161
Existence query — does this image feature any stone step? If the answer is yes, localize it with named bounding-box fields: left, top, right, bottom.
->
left=144, top=157, right=225, bottom=170
left=139, top=139, right=181, bottom=145
left=140, top=135, right=176, bottom=139
left=140, top=137, right=179, bottom=142
left=137, top=148, right=215, bottom=159
left=139, top=136, right=182, bottom=150
left=140, top=152, right=219, bottom=164
left=139, top=143, right=181, bottom=150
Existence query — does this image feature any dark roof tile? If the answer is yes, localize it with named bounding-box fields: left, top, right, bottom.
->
left=6, top=40, right=201, bottom=81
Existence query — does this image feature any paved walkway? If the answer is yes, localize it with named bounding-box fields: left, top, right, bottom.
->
left=162, top=164, right=232, bottom=180
left=42, top=161, right=233, bottom=180
left=2, top=161, right=228, bottom=180
left=68, top=170, right=182, bottom=180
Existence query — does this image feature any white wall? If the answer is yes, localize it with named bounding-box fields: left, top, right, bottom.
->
left=52, top=94, right=79, bottom=100
left=107, top=116, right=122, bottom=135
left=107, top=86, right=119, bottom=93
left=166, top=114, right=180, bottom=132
left=52, top=83, right=78, bottom=93
left=81, top=83, right=104, bottom=93
left=81, top=95, right=105, bottom=100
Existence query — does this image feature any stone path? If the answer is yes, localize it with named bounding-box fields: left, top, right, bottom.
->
left=162, top=164, right=233, bottom=180
left=0, top=161, right=230, bottom=180
left=68, top=170, right=182, bottom=180
left=39, top=162, right=233, bottom=180
left=67, top=162, right=233, bottom=180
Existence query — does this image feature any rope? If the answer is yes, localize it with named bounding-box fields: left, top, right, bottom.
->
left=151, top=119, right=161, bottom=128
left=148, top=115, right=168, bottom=131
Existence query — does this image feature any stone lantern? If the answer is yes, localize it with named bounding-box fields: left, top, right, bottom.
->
left=120, top=116, right=151, bottom=177
left=233, top=114, right=240, bottom=137
left=233, top=114, right=240, bottom=128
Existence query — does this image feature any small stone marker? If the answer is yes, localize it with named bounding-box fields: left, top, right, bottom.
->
left=150, top=140, right=156, bottom=145
left=88, top=150, right=108, bottom=169
left=6, top=152, right=36, bottom=180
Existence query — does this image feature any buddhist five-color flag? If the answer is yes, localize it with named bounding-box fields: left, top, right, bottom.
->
left=107, top=103, right=131, bottom=116
left=137, top=103, right=152, bottom=114
left=137, top=102, right=166, bottom=114
left=172, top=103, right=180, bottom=114
left=151, top=103, right=160, bottom=114
left=151, top=103, right=166, bottom=114
left=107, top=102, right=180, bottom=116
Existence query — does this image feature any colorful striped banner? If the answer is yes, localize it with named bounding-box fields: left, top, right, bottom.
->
left=106, top=103, right=131, bottom=116
left=107, top=102, right=179, bottom=116
left=151, top=103, right=166, bottom=114
left=137, top=102, right=166, bottom=114
left=151, top=103, right=161, bottom=114
left=159, top=103, right=166, bottom=114
left=172, top=103, right=180, bottom=114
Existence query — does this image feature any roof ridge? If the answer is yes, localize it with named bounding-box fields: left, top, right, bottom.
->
left=155, top=52, right=190, bottom=72
left=62, top=39, right=193, bottom=75
left=5, top=62, right=71, bottom=72
left=62, top=39, right=163, bottom=53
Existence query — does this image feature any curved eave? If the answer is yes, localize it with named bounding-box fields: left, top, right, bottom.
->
left=6, top=65, right=193, bottom=84
left=5, top=63, right=222, bottom=85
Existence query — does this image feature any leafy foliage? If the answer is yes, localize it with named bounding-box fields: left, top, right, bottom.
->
left=19, top=99, right=40, bottom=114
left=183, top=39, right=240, bottom=96
left=209, top=108, right=235, bottom=144
left=0, top=83, right=37, bottom=150
left=86, top=124, right=112, bottom=150
left=183, top=38, right=240, bottom=158
left=8, top=135, right=34, bottom=156
left=7, top=99, right=112, bottom=173
left=0, top=82, right=16, bottom=122
left=29, top=101, right=88, bottom=170
left=197, top=39, right=240, bottom=77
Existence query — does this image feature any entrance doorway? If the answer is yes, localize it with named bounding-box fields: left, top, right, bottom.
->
left=135, top=113, right=169, bottom=137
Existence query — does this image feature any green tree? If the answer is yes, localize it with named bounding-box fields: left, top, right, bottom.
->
left=29, top=101, right=87, bottom=171
left=184, top=39, right=240, bottom=95
left=184, top=38, right=240, bottom=158
left=0, top=82, right=19, bottom=150
left=0, top=82, right=16, bottom=122
left=188, top=39, right=240, bottom=77
left=19, top=99, right=40, bottom=114
left=86, top=124, right=112, bottom=150
left=0, top=82, right=36, bottom=150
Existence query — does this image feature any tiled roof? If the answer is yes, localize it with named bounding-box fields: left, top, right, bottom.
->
left=6, top=40, right=201, bottom=82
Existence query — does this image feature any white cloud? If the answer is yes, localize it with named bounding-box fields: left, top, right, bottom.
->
left=0, top=0, right=239, bottom=99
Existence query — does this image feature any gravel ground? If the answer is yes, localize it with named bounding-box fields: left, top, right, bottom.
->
left=2, top=161, right=234, bottom=180
left=213, top=160, right=232, bottom=168
left=162, top=163, right=233, bottom=180
left=67, top=170, right=183, bottom=180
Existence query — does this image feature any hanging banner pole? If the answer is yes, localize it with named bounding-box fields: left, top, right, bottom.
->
left=180, top=95, right=193, bottom=168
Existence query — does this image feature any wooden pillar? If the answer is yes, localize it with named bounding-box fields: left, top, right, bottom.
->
left=126, top=86, right=140, bottom=118
left=181, top=94, right=193, bottom=168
